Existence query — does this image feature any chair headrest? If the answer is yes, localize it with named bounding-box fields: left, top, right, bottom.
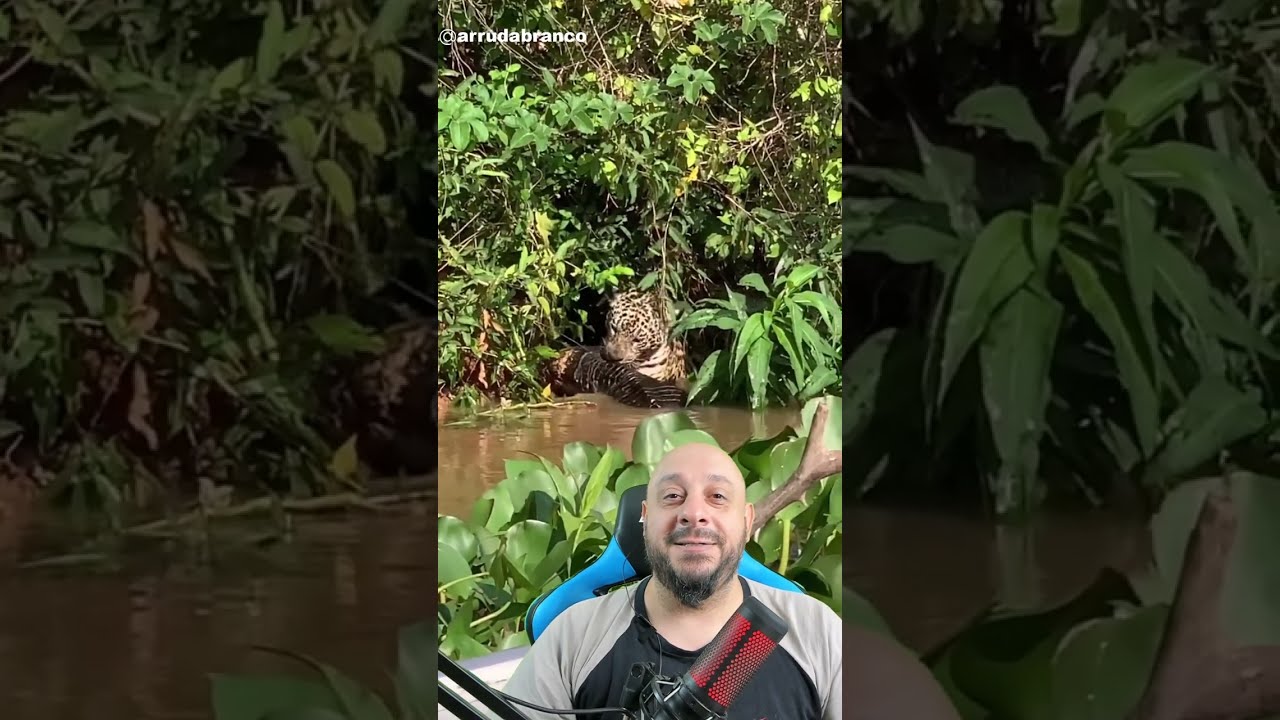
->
left=612, top=484, right=649, bottom=576
left=524, top=483, right=806, bottom=642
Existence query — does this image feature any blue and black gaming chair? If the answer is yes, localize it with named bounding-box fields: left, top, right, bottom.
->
left=525, top=484, right=805, bottom=642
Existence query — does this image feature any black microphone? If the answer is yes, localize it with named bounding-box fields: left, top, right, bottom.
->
left=648, top=596, right=790, bottom=720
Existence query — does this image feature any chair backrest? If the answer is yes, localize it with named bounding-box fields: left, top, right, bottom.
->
left=524, top=484, right=804, bottom=642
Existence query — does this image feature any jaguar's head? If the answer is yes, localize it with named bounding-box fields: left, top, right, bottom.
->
left=602, top=290, right=673, bottom=364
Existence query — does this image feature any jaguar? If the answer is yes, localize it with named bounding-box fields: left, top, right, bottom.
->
left=600, top=290, right=689, bottom=389
left=545, top=347, right=687, bottom=408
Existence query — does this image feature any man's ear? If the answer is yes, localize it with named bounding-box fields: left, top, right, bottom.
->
left=640, top=500, right=647, bottom=523
left=744, top=502, right=755, bottom=531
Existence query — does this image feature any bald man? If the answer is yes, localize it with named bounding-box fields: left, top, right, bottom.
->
left=503, top=442, right=959, bottom=719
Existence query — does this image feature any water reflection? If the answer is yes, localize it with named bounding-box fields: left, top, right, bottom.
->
left=0, top=514, right=431, bottom=720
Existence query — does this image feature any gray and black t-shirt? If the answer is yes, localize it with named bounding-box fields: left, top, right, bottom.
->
left=504, top=575, right=842, bottom=720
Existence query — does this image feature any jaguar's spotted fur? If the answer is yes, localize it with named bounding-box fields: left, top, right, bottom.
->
left=546, top=347, right=687, bottom=408
left=600, top=290, right=689, bottom=389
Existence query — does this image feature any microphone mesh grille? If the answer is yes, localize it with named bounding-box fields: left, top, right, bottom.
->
left=689, top=614, right=748, bottom=689
left=706, top=630, right=779, bottom=706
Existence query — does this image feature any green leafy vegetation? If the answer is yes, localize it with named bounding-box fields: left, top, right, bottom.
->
left=210, top=622, right=434, bottom=720
left=843, top=2, right=1280, bottom=716
left=924, top=473, right=1280, bottom=718
left=676, top=262, right=842, bottom=409
left=437, top=396, right=852, bottom=656
left=439, top=0, right=841, bottom=407
left=0, top=1, right=433, bottom=522
left=843, top=0, right=1280, bottom=520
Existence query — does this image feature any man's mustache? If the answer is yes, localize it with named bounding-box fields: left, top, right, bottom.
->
left=667, top=528, right=722, bottom=544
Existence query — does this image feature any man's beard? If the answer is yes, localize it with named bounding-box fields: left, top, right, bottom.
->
left=644, top=526, right=746, bottom=609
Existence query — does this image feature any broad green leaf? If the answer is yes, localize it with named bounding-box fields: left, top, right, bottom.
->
left=395, top=623, right=434, bottom=720
left=613, top=464, right=651, bottom=496
left=1227, top=153, right=1280, bottom=282
left=74, top=270, right=104, bottom=316
left=666, top=429, right=720, bottom=450
left=257, top=707, right=347, bottom=719
left=1050, top=605, right=1167, bottom=719
left=1028, top=203, right=1061, bottom=272
left=1122, top=143, right=1251, bottom=275
left=1042, top=0, right=1082, bottom=35
left=733, top=313, right=769, bottom=373
left=437, top=544, right=476, bottom=598
left=687, top=349, right=725, bottom=405
left=632, top=412, right=698, bottom=465
left=797, top=367, right=838, bottom=401
left=305, top=314, right=385, bottom=355
left=314, top=661, right=394, bottom=720
left=437, top=516, right=479, bottom=563
left=909, top=120, right=980, bottom=238
left=340, top=108, right=387, bottom=156
left=257, top=1, right=286, bottom=82
left=766, top=438, right=805, bottom=491
left=1144, top=377, right=1267, bottom=488
left=562, top=441, right=602, bottom=485
left=739, top=272, right=768, bottom=293
left=1150, top=235, right=1280, bottom=359
left=800, top=395, right=842, bottom=453
left=849, top=223, right=964, bottom=267
left=31, top=4, right=78, bottom=52
left=504, top=520, right=553, bottom=580
left=372, top=49, right=405, bottom=93
left=210, top=674, right=341, bottom=720
left=783, top=264, right=821, bottom=290
left=536, top=458, right=576, bottom=509
left=367, top=0, right=416, bottom=45
left=315, top=160, right=356, bottom=219
left=843, top=330, right=894, bottom=441
left=948, top=571, right=1138, bottom=719
left=62, top=221, right=131, bottom=255
left=530, top=540, right=574, bottom=587
left=3, top=107, right=83, bottom=155
left=980, top=283, right=1062, bottom=518
left=211, top=59, right=249, bottom=98
left=953, top=85, right=1049, bottom=154
left=280, top=116, right=320, bottom=160
left=937, top=211, right=1031, bottom=408
left=474, top=485, right=515, bottom=532
left=1059, top=246, right=1160, bottom=456
left=790, top=291, right=840, bottom=333
left=1098, top=163, right=1160, bottom=386
left=745, top=336, right=773, bottom=408
left=844, top=167, right=936, bottom=202
left=579, top=447, right=623, bottom=522
left=1106, top=56, right=1210, bottom=131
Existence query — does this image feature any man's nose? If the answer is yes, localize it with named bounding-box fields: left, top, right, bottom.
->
left=678, top=497, right=710, bottom=524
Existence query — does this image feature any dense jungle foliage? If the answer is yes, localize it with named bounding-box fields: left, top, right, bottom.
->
left=843, top=0, right=1280, bottom=519
left=0, top=0, right=433, bottom=522
left=438, top=0, right=843, bottom=409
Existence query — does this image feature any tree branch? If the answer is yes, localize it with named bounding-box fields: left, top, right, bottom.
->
left=751, top=399, right=842, bottom=534
left=1131, top=476, right=1280, bottom=720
